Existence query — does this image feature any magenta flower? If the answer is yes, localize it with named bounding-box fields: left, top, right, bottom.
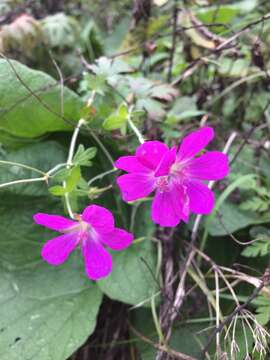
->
left=115, top=127, right=229, bottom=227
left=33, top=205, right=133, bottom=280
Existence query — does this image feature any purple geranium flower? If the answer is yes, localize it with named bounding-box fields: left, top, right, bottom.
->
left=115, top=127, right=229, bottom=227
left=33, top=205, right=133, bottom=280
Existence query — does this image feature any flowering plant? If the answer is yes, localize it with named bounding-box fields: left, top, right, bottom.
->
left=1, top=7, right=268, bottom=357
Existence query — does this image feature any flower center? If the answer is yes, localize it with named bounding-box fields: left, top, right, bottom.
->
left=156, top=176, right=170, bottom=192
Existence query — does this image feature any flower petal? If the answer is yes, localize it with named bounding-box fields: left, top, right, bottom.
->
left=188, top=151, right=229, bottom=180
left=41, top=232, right=78, bottom=265
left=151, top=186, right=189, bottom=227
left=155, top=146, right=177, bottom=177
left=115, top=155, right=149, bottom=173
left=178, top=127, right=214, bottom=160
left=82, top=240, right=112, bottom=280
left=186, top=180, right=215, bottom=214
left=116, top=173, right=155, bottom=201
left=136, top=141, right=169, bottom=170
left=81, top=205, right=114, bottom=234
left=100, top=228, right=133, bottom=250
left=33, top=213, right=76, bottom=232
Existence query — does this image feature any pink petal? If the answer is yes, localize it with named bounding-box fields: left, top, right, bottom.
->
left=115, top=155, right=149, bottom=173
left=41, top=232, right=78, bottom=265
left=188, top=151, right=229, bottom=180
left=136, top=141, right=169, bottom=170
left=116, top=173, right=155, bottom=201
left=100, top=228, right=133, bottom=250
left=33, top=213, right=76, bottom=232
left=178, top=127, right=214, bottom=160
left=151, top=186, right=189, bottom=227
left=155, top=146, right=177, bottom=177
left=186, top=180, right=215, bottom=214
left=82, top=240, right=113, bottom=280
left=82, top=205, right=114, bottom=234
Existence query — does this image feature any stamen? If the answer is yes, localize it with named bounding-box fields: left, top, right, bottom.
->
left=156, top=176, right=170, bottom=192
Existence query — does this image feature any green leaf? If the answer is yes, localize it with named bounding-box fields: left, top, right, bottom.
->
left=255, top=295, right=270, bottom=325
left=73, top=145, right=97, bottom=167
left=0, top=196, right=102, bottom=360
left=208, top=202, right=257, bottom=236
left=166, top=96, right=205, bottom=124
left=49, top=185, right=66, bottom=196
left=66, top=166, right=81, bottom=192
left=0, top=59, right=83, bottom=138
left=149, top=84, right=178, bottom=102
left=103, top=103, right=129, bottom=131
left=242, top=236, right=270, bottom=258
left=89, top=56, right=132, bottom=78
left=218, top=58, right=252, bottom=78
left=98, top=240, right=157, bottom=306
left=196, top=0, right=258, bottom=29
left=52, top=168, right=71, bottom=182
left=102, top=114, right=124, bottom=130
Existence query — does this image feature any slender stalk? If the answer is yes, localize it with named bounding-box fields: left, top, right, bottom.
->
left=0, top=160, right=46, bottom=176
left=127, top=105, right=144, bottom=144
left=64, top=118, right=86, bottom=219
left=0, top=176, right=46, bottom=189
left=67, top=119, right=86, bottom=166
left=87, top=90, right=96, bottom=107
left=46, top=163, right=67, bottom=176
left=151, top=295, right=165, bottom=344
left=88, top=168, right=117, bottom=186
left=214, top=271, right=220, bottom=356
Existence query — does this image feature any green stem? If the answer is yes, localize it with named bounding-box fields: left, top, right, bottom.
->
left=88, top=168, right=117, bottom=186
left=0, top=176, right=46, bottom=189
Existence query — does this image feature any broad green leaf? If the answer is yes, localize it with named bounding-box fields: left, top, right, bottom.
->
left=0, top=129, right=37, bottom=149
left=0, top=59, right=83, bottom=138
left=208, top=202, right=260, bottom=236
left=0, top=141, right=66, bottom=196
left=98, top=240, right=157, bottom=306
left=0, top=195, right=102, bottom=360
